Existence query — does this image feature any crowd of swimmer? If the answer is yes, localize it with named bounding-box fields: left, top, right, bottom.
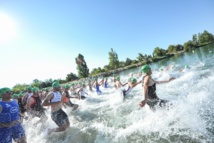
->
left=0, top=64, right=190, bottom=143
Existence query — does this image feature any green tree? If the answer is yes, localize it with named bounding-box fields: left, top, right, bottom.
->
left=119, top=61, right=125, bottom=67
left=108, top=48, right=119, bottom=69
left=66, top=72, right=78, bottom=82
left=198, top=30, right=214, bottom=44
left=176, top=44, right=184, bottom=51
left=42, top=79, right=53, bottom=88
left=153, top=47, right=167, bottom=57
left=12, top=84, right=29, bottom=93
left=57, top=79, right=66, bottom=84
left=90, top=67, right=105, bottom=76
left=167, top=45, right=176, bottom=54
left=103, top=65, right=110, bottom=71
left=137, top=53, right=144, bottom=62
left=125, top=58, right=132, bottom=66
left=75, top=54, right=89, bottom=78
left=183, top=40, right=194, bottom=52
left=192, top=34, right=198, bottom=46
left=131, top=60, right=138, bottom=65
left=31, top=79, right=40, bottom=88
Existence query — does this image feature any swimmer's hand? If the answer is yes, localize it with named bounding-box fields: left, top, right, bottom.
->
left=138, top=100, right=146, bottom=107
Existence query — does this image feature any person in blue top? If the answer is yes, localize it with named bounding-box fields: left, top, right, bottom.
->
left=103, top=78, right=108, bottom=88
left=0, top=87, right=27, bottom=143
left=93, top=78, right=102, bottom=95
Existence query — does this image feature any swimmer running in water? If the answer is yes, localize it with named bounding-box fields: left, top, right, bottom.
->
left=123, top=78, right=142, bottom=97
left=27, top=87, right=48, bottom=126
left=62, top=85, right=79, bottom=111
left=93, top=78, right=102, bottom=95
left=22, top=86, right=33, bottom=110
left=103, top=78, right=108, bottom=88
left=139, top=65, right=175, bottom=110
left=42, top=82, right=70, bottom=135
left=0, top=88, right=27, bottom=143
left=77, top=83, right=88, bottom=100
left=115, top=76, right=128, bottom=89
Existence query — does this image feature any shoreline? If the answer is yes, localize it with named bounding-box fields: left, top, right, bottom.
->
left=91, top=42, right=214, bottom=78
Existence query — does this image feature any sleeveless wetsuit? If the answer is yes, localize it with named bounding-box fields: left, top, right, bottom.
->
left=63, top=91, right=74, bottom=107
left=50, top=92, right=69, bottom=127
left=104, top=82, right=108, bottom=88
left=30, top=96, right=45, bottom=118
left=0, top=100, right=25, bottom=143
left=123, top=86, right=132, bottom=97
left=18, top=98, right=26, bottom=113
left=142, top=75, right=168, bottom=110
left=95, top=84, right=102, bottom=95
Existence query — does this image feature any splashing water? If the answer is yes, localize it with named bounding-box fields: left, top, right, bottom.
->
left=24, top=44, right=214, bottom=143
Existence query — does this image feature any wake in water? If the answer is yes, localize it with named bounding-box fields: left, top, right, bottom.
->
left=21, top=60, right=214, bottom=143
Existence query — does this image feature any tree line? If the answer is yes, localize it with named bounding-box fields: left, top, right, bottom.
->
left=11, top=30, right=214, bottom=93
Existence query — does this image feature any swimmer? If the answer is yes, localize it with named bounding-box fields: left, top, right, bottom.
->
left=93, top=78, right=102, bottom=95
left=139, top=65, right=175, bottom=110
left=27, top=87, right=48, bottom=126
left=42, top=82, right=70, bottom=135
left=77, top=83, right=88, bottom=99
left=115, top=76, right=128, bottom=89
left=62, top=85, right=79, bottom=111
left=22, top=86, right=33, bottom=109
left=123, top=78, right=142, bottom=97
left=0, top=88, right=27, bottom=143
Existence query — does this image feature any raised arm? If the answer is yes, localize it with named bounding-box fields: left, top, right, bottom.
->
left=154, top=77, right=175, bottom=84
left=131, top=80, right=142, bottom=88
left=119, top=81, right=128, bottom=87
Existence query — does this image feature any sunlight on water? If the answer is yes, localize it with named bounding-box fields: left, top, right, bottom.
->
left=24, top=45, right=214, bottom=143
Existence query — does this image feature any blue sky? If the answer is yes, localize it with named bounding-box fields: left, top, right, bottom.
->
left=0, top=0, right=214, bottom=87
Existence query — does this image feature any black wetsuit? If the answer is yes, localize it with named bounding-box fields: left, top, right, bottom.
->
left=142, top=75, right=168, bottom=110
left=31, top=96, right=45, bottom=118
left=65, top=91, right=75, bottom=107
left=18, top=98, right=26, bottom=113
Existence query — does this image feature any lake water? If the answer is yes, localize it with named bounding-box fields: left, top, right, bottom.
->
left=24, top=43, right=214, bottom=143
